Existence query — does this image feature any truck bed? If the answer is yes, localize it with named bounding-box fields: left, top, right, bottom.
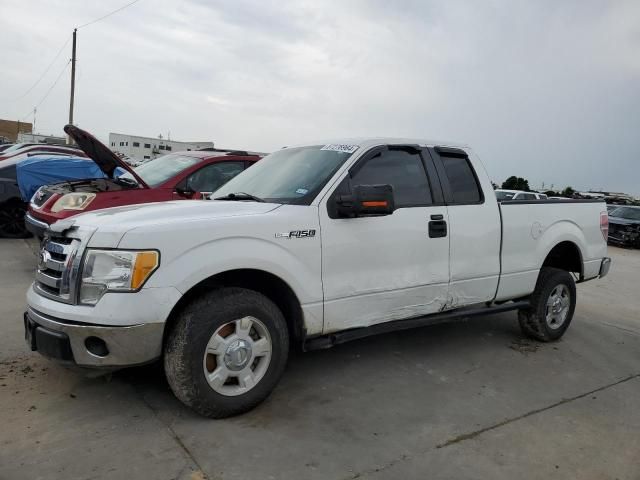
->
left=496, top=199, right=607, bottom=301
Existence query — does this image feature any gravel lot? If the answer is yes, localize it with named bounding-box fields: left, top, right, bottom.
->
left=1, top=239, right=638, bottom=480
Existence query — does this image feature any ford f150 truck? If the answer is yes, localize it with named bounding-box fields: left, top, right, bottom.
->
left=25, top=139, right=611, bottom=418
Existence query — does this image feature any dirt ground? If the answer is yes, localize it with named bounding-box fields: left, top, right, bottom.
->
left=1, top=239, right=638, bottom=480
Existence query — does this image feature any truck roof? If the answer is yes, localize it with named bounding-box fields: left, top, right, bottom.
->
left=285, top=137, right=470, bottom=150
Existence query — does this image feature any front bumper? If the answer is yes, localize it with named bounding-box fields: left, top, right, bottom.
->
left=24, top=307, right=164, bottom=367
left=24, top=212, right=49, bottom=238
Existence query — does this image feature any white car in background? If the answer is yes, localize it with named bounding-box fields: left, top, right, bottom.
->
left=495, top=189, right=548, bottom=201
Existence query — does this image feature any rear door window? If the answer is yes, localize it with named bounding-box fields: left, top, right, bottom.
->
left=439, top=155, right=482, bottom=204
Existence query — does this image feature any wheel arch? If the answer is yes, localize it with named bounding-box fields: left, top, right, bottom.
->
left=541, top=240, right=584, bottom=280
left=0, top=194, right=26, bottom=207
left=163, top=268, right=306, bottom=350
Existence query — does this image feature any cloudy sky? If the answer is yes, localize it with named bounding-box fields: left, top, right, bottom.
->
left=2, top=0, right=639, bottom=194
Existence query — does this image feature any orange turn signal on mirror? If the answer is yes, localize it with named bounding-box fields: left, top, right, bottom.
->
left=131, top=251, right=160, bottom=290
left=362, top=201, right=388, bottom=207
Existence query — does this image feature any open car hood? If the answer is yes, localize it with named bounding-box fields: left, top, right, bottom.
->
left=64, top=124, right=149, bottom=188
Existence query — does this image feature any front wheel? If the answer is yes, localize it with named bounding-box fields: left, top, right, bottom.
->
left=164, top=287, right=289, bottom=418
left=518, top=267, right=576, bottom=342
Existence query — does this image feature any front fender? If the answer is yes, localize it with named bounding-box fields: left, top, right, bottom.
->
left=149, top=235, right=323, bottom=306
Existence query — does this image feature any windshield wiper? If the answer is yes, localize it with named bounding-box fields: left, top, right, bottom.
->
left=214, top=192, right=265, bottom=202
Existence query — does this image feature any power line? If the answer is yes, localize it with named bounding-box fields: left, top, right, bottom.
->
left=12, top=34, right=71, bottom=101
left=21, top=60, right=71, bottom=122
left=10, top=0, right=142, bottom=102
left=77, top=0, right=143, bottom=29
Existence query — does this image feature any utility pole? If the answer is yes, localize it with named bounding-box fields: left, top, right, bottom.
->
left=67, top=28, right=77, bottom=144
left=33, top=107, right=37, bottom=135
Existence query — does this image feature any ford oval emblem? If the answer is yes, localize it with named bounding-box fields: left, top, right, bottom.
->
left=38, top=250, right=51, bottom=270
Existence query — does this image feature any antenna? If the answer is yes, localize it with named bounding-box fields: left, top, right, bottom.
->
left=67, top=28, right=77, bottom=144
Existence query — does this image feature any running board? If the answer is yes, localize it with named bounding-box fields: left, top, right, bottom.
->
left=304, top=300, right=530, bottom=351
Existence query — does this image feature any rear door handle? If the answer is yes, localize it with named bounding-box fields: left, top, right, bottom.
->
left=428, top=217, right=447, bottom=238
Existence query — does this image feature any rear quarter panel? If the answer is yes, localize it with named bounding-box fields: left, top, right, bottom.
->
left=497, top=201, right=607, bottom=301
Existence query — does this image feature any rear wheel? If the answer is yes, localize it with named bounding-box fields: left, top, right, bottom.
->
left=164, top=287, right=289, bottom=418
left=518, top=267, right=576, bottom=342
left=0, top=201, right=30, bottom=238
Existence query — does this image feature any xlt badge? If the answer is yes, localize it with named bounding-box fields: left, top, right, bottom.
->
left=275, top=229, right=316, bottom=239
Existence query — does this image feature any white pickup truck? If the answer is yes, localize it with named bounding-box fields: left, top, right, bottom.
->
left=25, top=135, right=611, bottom=418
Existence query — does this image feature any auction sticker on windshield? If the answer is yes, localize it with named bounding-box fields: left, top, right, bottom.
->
left=320, top=144, right=359, bottom=154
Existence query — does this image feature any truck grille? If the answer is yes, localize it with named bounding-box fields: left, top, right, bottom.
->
left=34, top=233, right=84, bottom=303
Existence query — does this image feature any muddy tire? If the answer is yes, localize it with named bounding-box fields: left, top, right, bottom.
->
left=518, top=267, right=576, bottom=342
left=164, top=287, right=289, bottom=418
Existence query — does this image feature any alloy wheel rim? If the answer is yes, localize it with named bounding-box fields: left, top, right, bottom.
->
left=202, top=316, right=272, bottom=396
left=545, top=284, right=570, bottom=330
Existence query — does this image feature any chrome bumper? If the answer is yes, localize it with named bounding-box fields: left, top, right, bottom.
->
left=24, top=213, right=49, bottom=238
left=25, top=307, right=164, bottom=368
left=599, top=257, right=612, bottom=278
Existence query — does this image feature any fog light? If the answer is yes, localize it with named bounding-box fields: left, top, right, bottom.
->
left=85, top=336, right=109, bottom=357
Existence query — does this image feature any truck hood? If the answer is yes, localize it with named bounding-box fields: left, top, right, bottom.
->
left=50, top=200, right=281, bottom=235
left=64, top=124, right=149, bottom=187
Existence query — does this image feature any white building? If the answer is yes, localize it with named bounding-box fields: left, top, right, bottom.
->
left=108, top=133, right=215, bottom=161
left=17, top=132, right=67, bottom=145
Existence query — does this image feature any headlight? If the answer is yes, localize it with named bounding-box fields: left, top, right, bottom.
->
left=79, top=249, right=159, bottom=305
left=51, top=193, right=96, bottom=212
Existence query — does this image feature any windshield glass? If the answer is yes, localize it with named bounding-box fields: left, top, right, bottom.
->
left=214, top=145, right=358, bottom=204
left=611, top=207, right=640, bottom=221
left=121, top=154, right=202, bottom=187
left=495, top=191, right=515, bottom=201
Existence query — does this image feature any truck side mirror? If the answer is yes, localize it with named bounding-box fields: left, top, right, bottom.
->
left=336, top=184, right=395, bottom=218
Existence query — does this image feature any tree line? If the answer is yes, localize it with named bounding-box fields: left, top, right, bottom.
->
left=495, top=176, right=575, bottom=197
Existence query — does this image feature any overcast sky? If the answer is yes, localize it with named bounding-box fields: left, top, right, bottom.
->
left=2, top=0, right=639, bottom=194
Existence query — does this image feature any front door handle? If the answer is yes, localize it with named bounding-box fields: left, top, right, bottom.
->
left=428, top=219, right=447, bottom=238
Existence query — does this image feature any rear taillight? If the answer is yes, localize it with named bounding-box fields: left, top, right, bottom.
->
left=600, top=211, right=609, bottom=242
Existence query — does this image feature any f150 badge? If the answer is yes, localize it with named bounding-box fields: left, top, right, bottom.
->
left=275, top=230, right=316, bottom=239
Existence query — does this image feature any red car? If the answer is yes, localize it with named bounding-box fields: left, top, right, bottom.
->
left=26, top=125, right=261, bottom=237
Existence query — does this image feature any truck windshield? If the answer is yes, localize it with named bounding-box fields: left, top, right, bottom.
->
left=611, top=207, right=640, bottom=220
left=120, top=154, right=202, bottom=187
left=214, top=145, right=358, bottom=204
